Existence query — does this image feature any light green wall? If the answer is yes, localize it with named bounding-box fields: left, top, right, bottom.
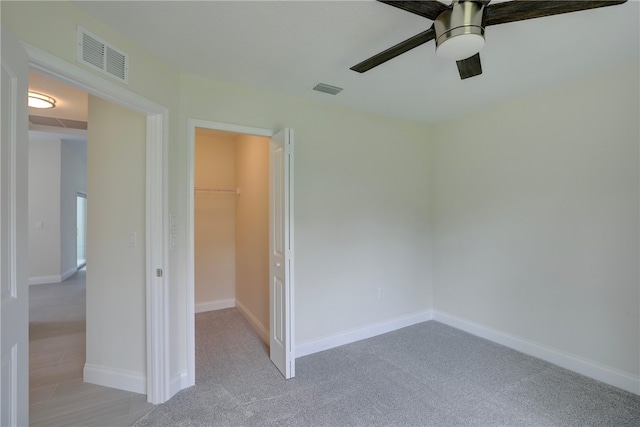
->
left=178, top=74, right=435, bottom=344
left=1, top=1, right=180, bottom=110
left=3, top=0, right=434, bottom=388
left=432, top=60, right=640, bottom=376
left=7, top=0, right=636, bottom=396
left=86, top=95, right=147, bottom=376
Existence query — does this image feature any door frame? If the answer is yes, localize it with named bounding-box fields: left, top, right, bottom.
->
left=185, top=119, right=294, bottom=385
left=1, top=25, right=30, bottom=426
left=23, top=44, right=170, bottom=404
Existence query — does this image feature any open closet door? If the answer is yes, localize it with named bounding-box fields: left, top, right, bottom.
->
left=1, top=25, right=30, bottom=426
left=269, top=129, right=294, bottom=379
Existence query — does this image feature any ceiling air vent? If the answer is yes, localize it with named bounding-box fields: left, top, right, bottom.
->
left=29, top=115, right=88, bottom=130
left=77, top=26, right=129, bottom=84
left=313, top=83, right=343, bottom=95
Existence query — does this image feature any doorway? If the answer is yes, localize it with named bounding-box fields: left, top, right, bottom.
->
left=26, top=67, right=148, bottom=407
left=24, top=45, right=169, bottom=404
left=194, top=128, right=270, bottom=342
left=186, top=120, right=295, bottom=386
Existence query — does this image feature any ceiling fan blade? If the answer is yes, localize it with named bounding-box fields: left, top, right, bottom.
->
left=456, top=53, right=482, bottom=80
left=378, top=0, right=449, bottom=20
left=351, top=27, right=436, bottom=73
left=485, top=0, right=627, bottom=26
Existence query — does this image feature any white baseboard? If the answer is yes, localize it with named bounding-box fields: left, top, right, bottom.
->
left=195, top=298, right=235, bottom=313
left=169, top=371, right=189, bottom=399
left=29, top=267, right=78, bottom=285
left=296, top=310, right=433, bottom=358
left=61, top=266, right=77, bottom=282
left=83, top=363, right=146, bottom=394
left=433, top=311, right=640, bottom=396
left=235, top=299, right=269, bottom=344
left=29, top=274, right=62, bottom=285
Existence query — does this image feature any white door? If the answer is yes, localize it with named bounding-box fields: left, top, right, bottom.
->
left=269, top=129, right=294, bottom=379
left=1, top=25, right=30, bottom=426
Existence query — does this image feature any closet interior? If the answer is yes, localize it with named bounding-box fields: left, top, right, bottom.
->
left=194, top=127, right=271, bottom=342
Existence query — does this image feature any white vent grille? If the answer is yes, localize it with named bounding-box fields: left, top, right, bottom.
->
left=81, top=32, right=105, bottom=69
left=105, top=47, right=127, bottom=81
left=77, top=26, right=129, bottom=84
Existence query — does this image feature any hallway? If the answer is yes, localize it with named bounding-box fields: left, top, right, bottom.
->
left=29, top=269, right=154, bottom=426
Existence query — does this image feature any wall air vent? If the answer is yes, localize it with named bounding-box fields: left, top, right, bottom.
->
left=313, top=83, right=343, bottom=95
left=77, top=26, right=129, bottom=84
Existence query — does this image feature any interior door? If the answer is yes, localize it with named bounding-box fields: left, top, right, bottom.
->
left=269, top=129, right=294, bottom=379
left=1, top=25, right=30, bottom=426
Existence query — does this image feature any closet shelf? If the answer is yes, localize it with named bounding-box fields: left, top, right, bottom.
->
left=194, top=187, right=240, bottom=195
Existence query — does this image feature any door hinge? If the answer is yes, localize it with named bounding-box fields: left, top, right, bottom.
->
left=156, top=268, right=163, bottom=278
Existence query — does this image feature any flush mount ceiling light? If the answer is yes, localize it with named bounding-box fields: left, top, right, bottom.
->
left=28, top=91, right=56, bottom=109
left=434, top=1, right=486, bottom=61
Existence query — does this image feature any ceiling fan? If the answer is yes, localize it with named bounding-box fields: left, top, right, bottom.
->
left=351, top=0, right=628, bottom=80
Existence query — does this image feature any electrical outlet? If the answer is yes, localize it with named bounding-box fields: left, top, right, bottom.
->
left=377, top=288, right=384, bottom=299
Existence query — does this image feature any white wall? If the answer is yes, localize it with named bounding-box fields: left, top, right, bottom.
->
left=194, top=129, right=237, bottom=311
left=432, top=61, right=640, bottom=379
left=28, top=136, right=61, bottom=282
left=85, top=95, right=147, bottom=388
left=28, top=135, right=87, bottom=284
left=235, top=134, right=270, bottom=337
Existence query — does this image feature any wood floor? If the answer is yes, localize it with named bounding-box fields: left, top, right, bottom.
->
left=29, top=269, right=155, bottom=426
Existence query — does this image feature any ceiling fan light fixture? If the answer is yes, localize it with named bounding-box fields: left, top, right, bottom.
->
left=436, top=32, right=485, bottom=61
left=28, top=91, right=56, bottom=109
left=435, top=1, right=486, bottom=61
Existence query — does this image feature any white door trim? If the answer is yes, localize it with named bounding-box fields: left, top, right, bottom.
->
left=1, top=25, right=30, bottom=426
left=23, top=44, right=170, bottom=404
left=186, top=119, right=277, bottom=387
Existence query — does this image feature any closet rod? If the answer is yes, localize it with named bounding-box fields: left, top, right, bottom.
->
left=194, top=187, right=240, bottom=195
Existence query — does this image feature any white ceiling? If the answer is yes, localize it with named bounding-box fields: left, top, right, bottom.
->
left=29, top=70, right=88, bottom=121
left=28, top=71, right=88, bottom=159
left=71, top=1, right=639, bottom=125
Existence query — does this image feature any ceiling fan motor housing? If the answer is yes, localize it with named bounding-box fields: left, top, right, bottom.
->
left=434, top=1, right=486, bottom=61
